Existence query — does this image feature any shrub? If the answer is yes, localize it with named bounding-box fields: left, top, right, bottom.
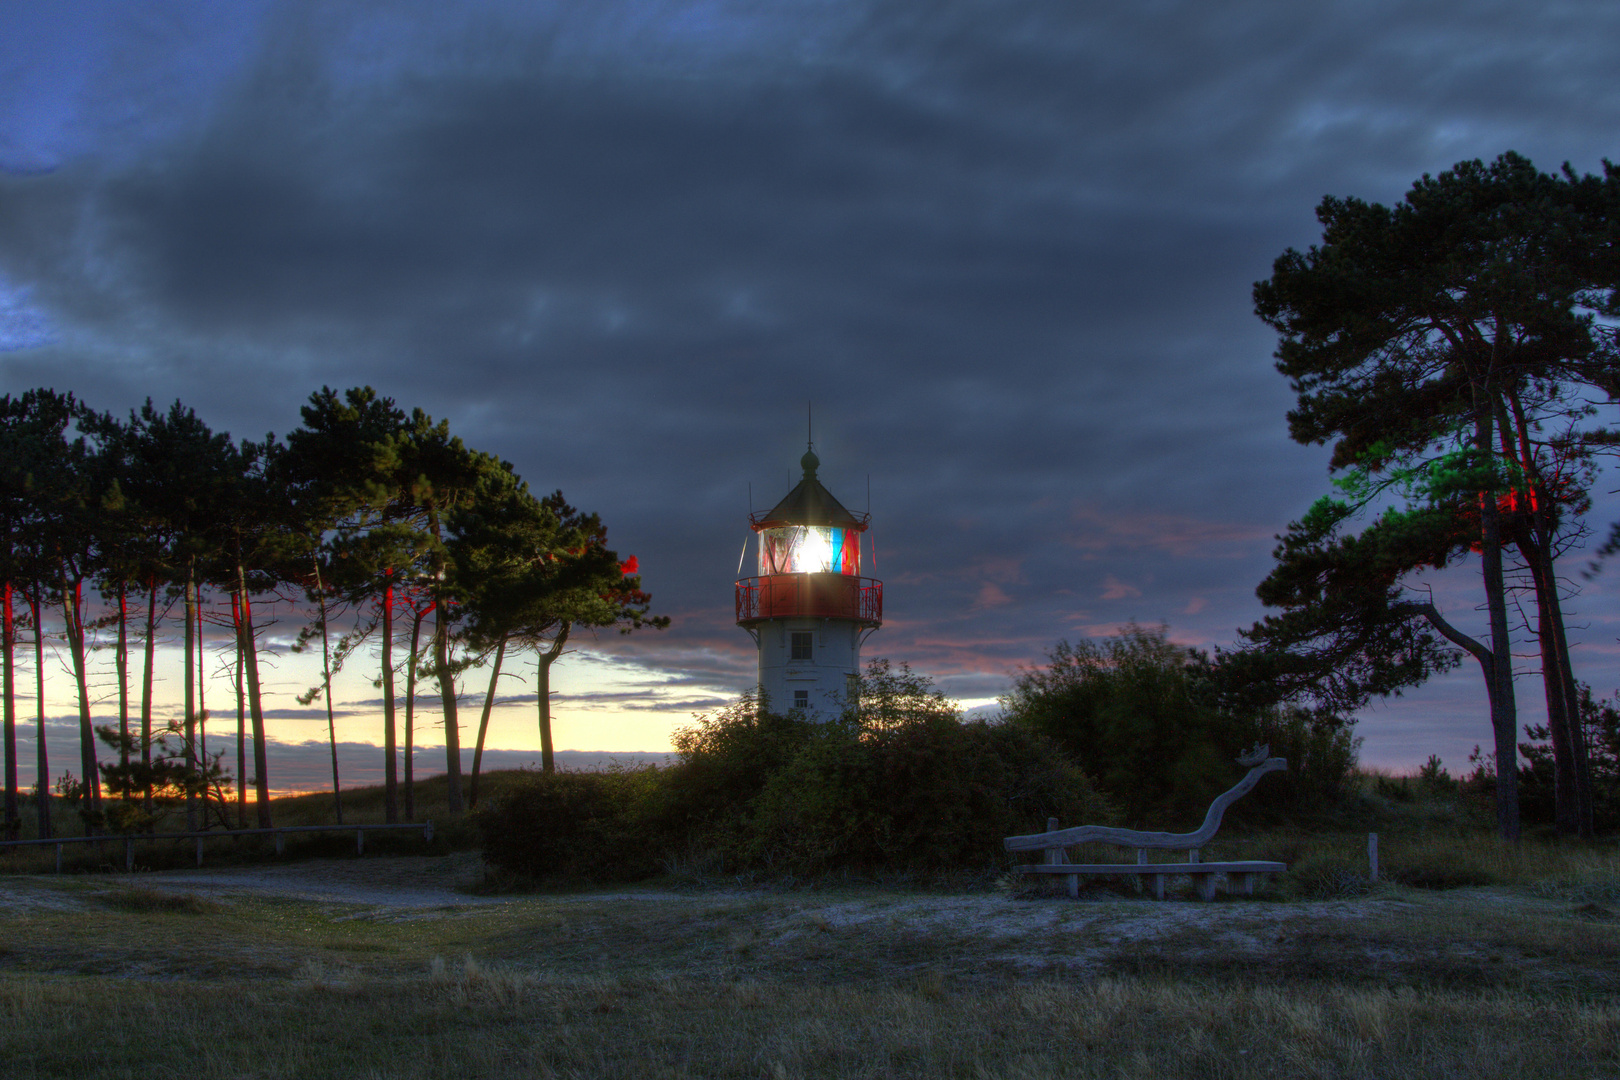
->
left=1281, top=852, right=1371, bottom=900
left=658, top=692, right=818, bottom=864
left=476, top=767, right=663, bottom=883
left=1002, top=624, right=1358, bottom=827
left=744, top=714, right=1115, bottom=875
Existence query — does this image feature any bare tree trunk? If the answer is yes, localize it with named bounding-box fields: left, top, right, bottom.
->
left=30, top=588, right=50, bottom=839
left=1474, top=392, right=1520, bottom=841
left=184, top=568, right=197, bottom=830
left=313, top=554, right=343, bottom=825
left=141, top=578, right=156, bottom=818
left=538, top=625, right=570, bottom=775
left=1521, top=543, right=1583, bottom=834
left=1545, top=582, right=1595, bottom=836
left=404, top=604, right=430, bottom=821
left=1504, top=386, right=1594, bottom=836
left=196, top=587, right=208, bottom=772
left=468, top=636, right=507, bottom=809
left=232, top=592, right=246, bottom=830
left=116, top=585, right=128, bottom=771
left=3, top=582, right=18, bottom=839
left=381, top=579, right=398, bottom=824
left=61, top=575, right=101, bottom=826
left=434, top=598, right=464, bottom=813
left=235, top=572, right=273, bottom=829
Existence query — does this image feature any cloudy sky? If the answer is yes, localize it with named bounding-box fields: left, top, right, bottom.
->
left=3, top=0, right=1619, bottom=789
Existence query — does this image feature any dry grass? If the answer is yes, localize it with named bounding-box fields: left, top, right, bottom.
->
left=5, top=776, right=1620, bottom=1076
left=2, top=857, right=1619, bottom=1078
left=2, top=960, right=1615, bottom=1078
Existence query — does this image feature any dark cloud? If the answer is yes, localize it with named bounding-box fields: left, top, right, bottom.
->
left=4, top=0, right=1620, bottom=767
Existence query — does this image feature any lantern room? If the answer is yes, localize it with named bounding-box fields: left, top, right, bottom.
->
left=736, top=446, right=882, bottom=717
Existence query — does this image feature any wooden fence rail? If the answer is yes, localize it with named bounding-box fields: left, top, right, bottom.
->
left=0, top=822, right=435, bottom=873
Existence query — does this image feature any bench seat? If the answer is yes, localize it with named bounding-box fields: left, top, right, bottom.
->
left=1015, top=860, right=1287, bottom=900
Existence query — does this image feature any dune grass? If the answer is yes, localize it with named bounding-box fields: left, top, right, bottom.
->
left=2, top=869, right=1618, bottom=1079
left=4, top=769, right=1620, bottom=1077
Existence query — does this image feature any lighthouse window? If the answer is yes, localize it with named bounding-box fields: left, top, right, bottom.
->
left=759, top=526, right=861, bottom=576
left=793, top=690, right=809, bottom=710
left=790, top=632, right=813, bottom=660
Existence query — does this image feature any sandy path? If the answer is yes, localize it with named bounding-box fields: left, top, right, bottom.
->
left=124, top=852, right=693, bottom=910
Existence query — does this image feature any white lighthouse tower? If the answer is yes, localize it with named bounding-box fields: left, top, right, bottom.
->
left=736, top=444, right=882, bottom=717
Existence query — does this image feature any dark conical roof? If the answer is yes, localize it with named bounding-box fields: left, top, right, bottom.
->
left=751, top=448, right=869, bottom=530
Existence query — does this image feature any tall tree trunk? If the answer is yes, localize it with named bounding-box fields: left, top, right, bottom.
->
left=433, top=598, right=464, bottom=813
left=1502, top=388, right=1593, bottom=836
left=30, top=588, right=50, bottom=839
left=184, top=567, right=197, bottom=830
left=116, top=585, right=129, bottom=771
left=61, top=574, right=101, bottom=825
left=1522, top=541, right=1582, bottom=834
left=381, top=579, right=398, bottom=824
left=235, top=571, right=273, bottom=829
left=537, top=625, right=570, bottom=775
left=2, top=582, right=17, bottom=840
left=141, top=577, right=156, bottom=818
left=468, top=637, right=507, bottom=810
left=313, top=554, right=343, bottom=825
left=232, top=592, right=246, bottom=830
left=196, top=586, right=208, bottom=768
left=1545, top=582, right=1594, bottom=836
left=404, top=604, right=430, bottom=821
left=1474, top=384, right=1520, bottom=841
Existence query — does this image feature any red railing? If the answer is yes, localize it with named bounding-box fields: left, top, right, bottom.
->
left=736, top=574, right=882, bottom=626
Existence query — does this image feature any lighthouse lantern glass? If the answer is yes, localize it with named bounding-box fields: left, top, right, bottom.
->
left=759, top=526, right=861, bottom=576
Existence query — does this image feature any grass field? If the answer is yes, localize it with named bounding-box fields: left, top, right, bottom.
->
left=2, top=772, right=1618, bottom=1078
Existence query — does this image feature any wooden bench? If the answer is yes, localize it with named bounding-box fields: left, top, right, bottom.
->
left=1004, top=747, right=1288, bottom=901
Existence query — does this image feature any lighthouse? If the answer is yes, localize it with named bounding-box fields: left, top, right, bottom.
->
left=736, top=444, right=882, bottom=717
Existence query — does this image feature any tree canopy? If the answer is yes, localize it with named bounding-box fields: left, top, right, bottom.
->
left=0, top=384, right=664, bottom=836
left=1247, top=151, right=1620, bottom=839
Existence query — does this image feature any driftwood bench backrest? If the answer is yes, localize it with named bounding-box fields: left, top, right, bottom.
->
left=1004, top=749, right=1287, bottom=855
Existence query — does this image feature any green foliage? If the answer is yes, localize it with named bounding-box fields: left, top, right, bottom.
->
left=475, top=767, right=665, bottom=884
left=1517, top=684, right=1620, bottom=831
left=1002, top=624, right=1359, bottom=827
left=1280, top=852, right=1371, bottom=900
left=478, top=662, right=1113, bottom=881
left=661, top=691, right=816, bottom=857
left=745, top=713, right=1112, bottom=875
left=96, top=723, right=233, bottom=834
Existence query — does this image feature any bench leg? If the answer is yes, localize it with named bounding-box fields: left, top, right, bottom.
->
left=1196, top=873, right=1216, bottom=901
left=1152, top=873, right=1164, bottom=901
left=1236, top=872, right=1255, bottom=896
left=1067, top=872, right=1078, bottom=899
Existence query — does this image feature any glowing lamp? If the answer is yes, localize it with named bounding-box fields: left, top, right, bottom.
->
left=736, top=444, right=881, bottom=718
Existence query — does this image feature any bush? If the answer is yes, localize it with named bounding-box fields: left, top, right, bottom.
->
left=744, top=714, right=1115, bottom=875
left=476, top=767, right=663, bottom=883
left=1002, top=624, right=1358, bottom=827
left=478, top=663, right=1116, bottom=883
left=1281, top=852, right=1371, bottom=900
left=658, top=692, right=818, bottom=865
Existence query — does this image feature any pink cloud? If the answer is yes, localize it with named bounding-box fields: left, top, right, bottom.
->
left=975, top=582, right=1012, bottom=609
left=1100, top=574, right=1141, bottom=601
left=1063, top=503, right=1274, bottom=559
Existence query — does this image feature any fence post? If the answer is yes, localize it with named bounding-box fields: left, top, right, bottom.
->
left=1368, top=832, right=1378, bottom=882
left=275, top=832, right=285, bottom=856
left=55, top=843, right=63, bottom=874
left=356, top=828, right=365, bottom=856
left=196, top=836, right=204, bottom=867
left=125, top=839, right=134, bottom=873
